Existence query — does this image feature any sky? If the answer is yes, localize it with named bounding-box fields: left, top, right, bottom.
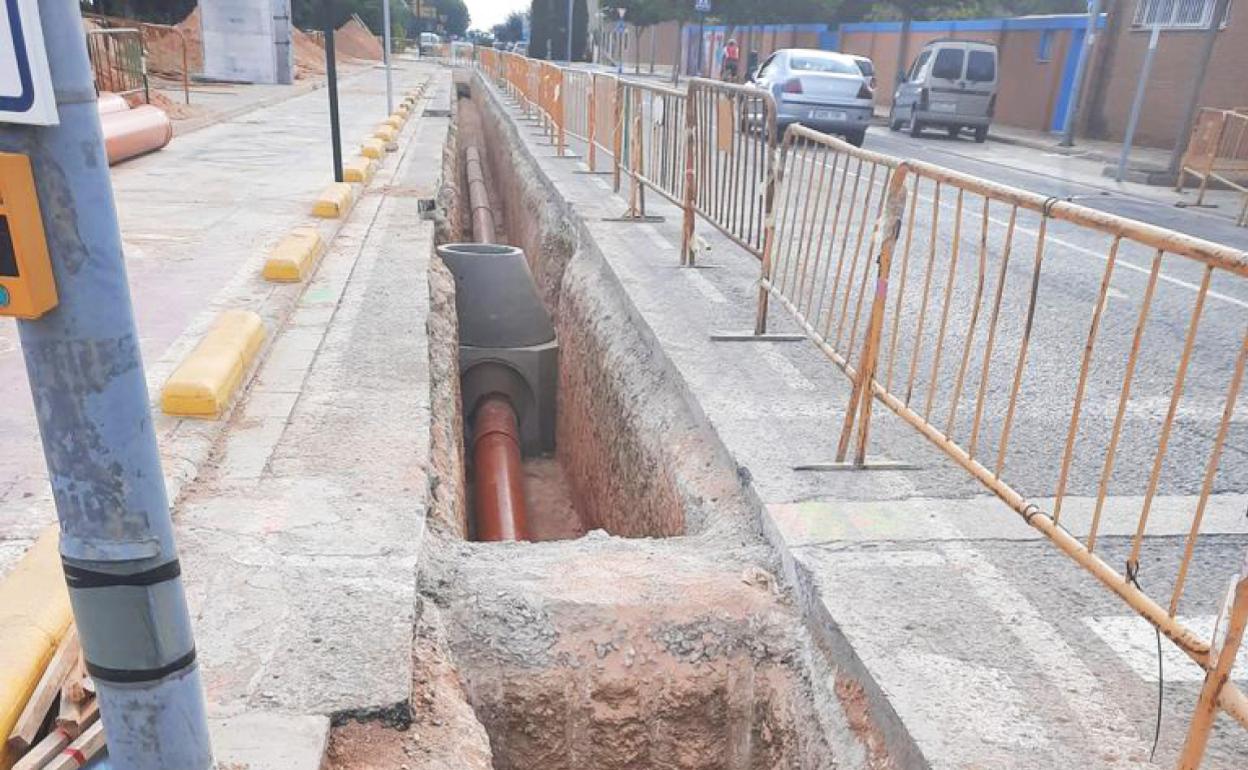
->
left=465, top=0, right=530, bottom=31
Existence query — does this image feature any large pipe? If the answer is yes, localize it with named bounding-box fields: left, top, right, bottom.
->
left=472, top=395, right=529, bottom=541
left=96, top=91, right=129, bottom=115
left=100, top=104, right=173, bottom=165
left=465, top=146, right=497, bottom=244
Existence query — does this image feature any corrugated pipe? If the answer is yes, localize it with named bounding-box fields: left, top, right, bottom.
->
left=465, top=146, right=497, bottom=244
left=100, top=104, right=173, bottom=165
left=471, top=395, right=529, bottom=541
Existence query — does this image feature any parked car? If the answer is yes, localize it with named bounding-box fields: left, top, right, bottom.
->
left=749, top=49, right=874, bottom=147
left=888, top=40, right=998, bottom=142
left=850, top=54, right=877, bottom=91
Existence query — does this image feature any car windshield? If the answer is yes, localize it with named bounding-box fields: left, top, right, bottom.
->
left=855, top=59, right=874, bottom=76
left=789, top=55, right=859, bottom=75
left=966, top=50, right=995, bottom=82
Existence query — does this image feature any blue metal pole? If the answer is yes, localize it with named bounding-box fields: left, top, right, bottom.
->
left=0, top=1, right=212, bottom=768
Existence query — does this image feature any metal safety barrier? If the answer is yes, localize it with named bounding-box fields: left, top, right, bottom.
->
left=1178, top=108, right=1248, bottom=227
left=682, top=78, right=778, bottom=265
left=465, top=48, right=1248, bottom=767
left=86, top=28, right=148, bottom=103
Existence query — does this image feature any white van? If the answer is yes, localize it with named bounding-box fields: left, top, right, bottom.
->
left=888, top=40, right=998, bottom=142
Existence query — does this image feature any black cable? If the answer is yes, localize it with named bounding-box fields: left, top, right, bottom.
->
left=1127, top=560, right=1164, bottom=762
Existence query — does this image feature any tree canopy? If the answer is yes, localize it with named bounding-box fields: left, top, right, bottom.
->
left=492, top=11, right=528, bottom=42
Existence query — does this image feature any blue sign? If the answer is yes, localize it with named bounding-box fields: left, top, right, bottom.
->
left=0, top=0, right=57, bottom=124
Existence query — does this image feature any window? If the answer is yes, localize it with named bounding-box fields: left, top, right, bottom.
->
left=966, top=50, right=996, bottom=82
left=789, top=54, right=859, bottom=75
left=1037, top=29, right=1054, bottom=62
left=931, top=48, right=965, bottom=80
left=1133, top=0, right=1231, bottom=28
left=907, top=50, right=931, bottom=81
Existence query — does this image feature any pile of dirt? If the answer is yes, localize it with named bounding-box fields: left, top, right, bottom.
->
left=334, top=15, right=384, bottom=61
left=292, top=27, right=328, bottom=79
left=143, top=6, right=204, bottom=78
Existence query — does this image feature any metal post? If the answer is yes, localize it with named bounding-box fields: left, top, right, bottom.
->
left=697, top=13, right=706, bottom=76
left=1060, top=0, right=1102, bottom=147
left=1115, top=24, right=1159, bottom=182
left=383, top=0, right=393, bottom=114
left=325, top=8, right=344, bottom=183
left=566, top=0, right=574, bottom=62
left=0, top=1, right=212, bottom=768
left=1167, top=0, right=1232, bottom=177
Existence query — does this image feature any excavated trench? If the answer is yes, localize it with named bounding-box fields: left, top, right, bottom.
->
left=326, top=73, right=892, bottom=770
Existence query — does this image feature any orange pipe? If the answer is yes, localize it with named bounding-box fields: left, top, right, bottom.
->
left=96, top=92, right=129, bottom=115
left=472, top=396, right=529, bottom=541
left=100, top=104, right=173, bottom=165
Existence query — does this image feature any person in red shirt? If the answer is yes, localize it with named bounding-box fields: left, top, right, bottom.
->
left=723, top=38, right=740, bottom=81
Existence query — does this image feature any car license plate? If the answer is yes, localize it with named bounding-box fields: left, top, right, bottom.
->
left=931, top=102, right=957, bottom=113
left=813, top=109, right=846, bottom=121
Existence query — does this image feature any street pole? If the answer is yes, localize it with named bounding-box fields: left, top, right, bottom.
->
left=566, top=0, right=574, bottom=61
left=1059, top=0, right=1101, bottom=147
left=1116, top=23, right=1159, bottom=182
left=383, top=0, right=393, bottom=114
left=325, top=5, right=344, bottom=183
left=697, top=13, right=706, bottom=77
left=0, top=1, right=212, bottom=768
left=1167, top=0, right=1232, bottom=177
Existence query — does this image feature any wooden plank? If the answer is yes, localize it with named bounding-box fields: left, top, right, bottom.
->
left=42, top=721, right=104, bottom=770
left=6, top=627, right=78, bottom=752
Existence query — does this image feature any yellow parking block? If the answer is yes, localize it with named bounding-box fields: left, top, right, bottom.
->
left=361, top=138, right=386, bottom=160
left=0, top=527, right=72, bottom=770
left=160, top=309, right=266, bottom=418
left=262, top=227, right=324, bottom=283
left=396, top=104, right=411, bottom=117
left=373, top=124, right=398, bottom=143
left=343, top=156, right=377, bottom=185
left=384, top=114, right=404, bottom=130
left=312, top=182, right=354, bottom=218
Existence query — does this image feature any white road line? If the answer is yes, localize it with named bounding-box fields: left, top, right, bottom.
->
left=756, top=345, right=817, bottom=391
left=1084, top=614, right=1248, bottom=683
left=816, top=159, right=1248, bottom=309
left=941, top=543, right=1151, bottom=765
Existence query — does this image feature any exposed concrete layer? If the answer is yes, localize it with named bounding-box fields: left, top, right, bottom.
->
left=473, top=72, right=1248, bottom=768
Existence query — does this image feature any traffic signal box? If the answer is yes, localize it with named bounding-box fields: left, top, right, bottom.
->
left=0, top=152, right=57, bottom=319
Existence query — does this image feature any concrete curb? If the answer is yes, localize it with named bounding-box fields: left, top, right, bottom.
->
left=161, top=310, right=267, bottom=418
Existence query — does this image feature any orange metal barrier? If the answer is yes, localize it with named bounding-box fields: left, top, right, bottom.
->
left=1178, top=108, right=1248, bottom=227
left=138, top=22, right=189, bottom=105
left=86, top=28, right=148, bottom=104
left=683, top=78, right=778, bottom=266
left=614, top=80, right=688, bottom=222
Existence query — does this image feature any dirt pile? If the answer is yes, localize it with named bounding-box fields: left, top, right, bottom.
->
left=334, top=15, right=384, bottom=61
left=292, top=28, right=328, bottom=79
left=143, top=7, right=204, bottom=78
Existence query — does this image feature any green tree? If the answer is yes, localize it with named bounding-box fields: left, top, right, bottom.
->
left=493, top=11, right=528, bottom=42
left=530, top=0, right=556, bottom=58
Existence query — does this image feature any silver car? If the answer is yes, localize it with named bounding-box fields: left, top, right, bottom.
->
left=750, top=49, right=874, bottom=147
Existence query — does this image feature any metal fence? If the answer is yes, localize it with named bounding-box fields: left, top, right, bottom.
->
left=86, top=28, right=148, bottom=103
left=467, top=48, right=1248, bottom=767
left=1178, top=108, right=1248, bottom=226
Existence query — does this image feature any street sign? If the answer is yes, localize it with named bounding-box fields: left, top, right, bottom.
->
left=0, top=0, right=58, bottom=125
left=695, top=0, right=711, bottom=12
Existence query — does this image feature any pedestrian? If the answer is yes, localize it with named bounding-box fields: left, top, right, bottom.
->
left=723, top=37, right=740, bottom=81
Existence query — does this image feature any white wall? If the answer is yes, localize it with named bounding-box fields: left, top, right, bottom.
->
left=201, top=0, right=292, bottom=84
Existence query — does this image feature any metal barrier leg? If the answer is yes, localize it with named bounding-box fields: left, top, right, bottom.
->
left=1178, top=557, right=1248, bottom=769
left=605, top=92, right=663, bottom=223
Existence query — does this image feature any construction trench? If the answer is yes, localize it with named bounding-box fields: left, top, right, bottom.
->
left=325, top=71, right=892, bottom=770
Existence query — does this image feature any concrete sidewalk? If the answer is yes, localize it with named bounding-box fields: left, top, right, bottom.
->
left=476, top=71, right=1248, bottom=769
left=0, top=62, right=435, bottom=576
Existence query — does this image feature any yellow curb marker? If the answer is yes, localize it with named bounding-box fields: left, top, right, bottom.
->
left=311, top=181, right=354, bottom=218
left=160, top=309, right=266, bottom=418
left=384, top=115, right=404, bottom=130
left=343, top=156, right=377, bottom=185
left=360, top=138, right=386, bottom=160
left=373, top=124, right=398, bottom=143
left=0, top=527, right=72, bottom=770
left=263, top=226, right=325, bottom=283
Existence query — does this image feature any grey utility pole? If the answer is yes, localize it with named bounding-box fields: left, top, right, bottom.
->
left=566, top=0, right=574, bottom=61
left=1167, top=0, right=1232, bottom=177
left=1060, top=0, right=1102, bottom=147
left=1116, top=23, right=1160, bottom=181
left=383, top=0, right=393, bottom=114
left=0, top=1, right=213, bottom=768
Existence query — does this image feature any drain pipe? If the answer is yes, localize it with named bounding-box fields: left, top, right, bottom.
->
left=465, top=146, right=497, bottom=244
left=472, top=395, right=530, bottom=541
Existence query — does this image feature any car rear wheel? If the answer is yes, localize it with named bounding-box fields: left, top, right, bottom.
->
left=907, top=109, right=923, bottom=138
left=974, top=125, right=988, bottom=143
left=846, top=129, right=866, bottom=147
left=888, top=106, right=900, bottom=131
